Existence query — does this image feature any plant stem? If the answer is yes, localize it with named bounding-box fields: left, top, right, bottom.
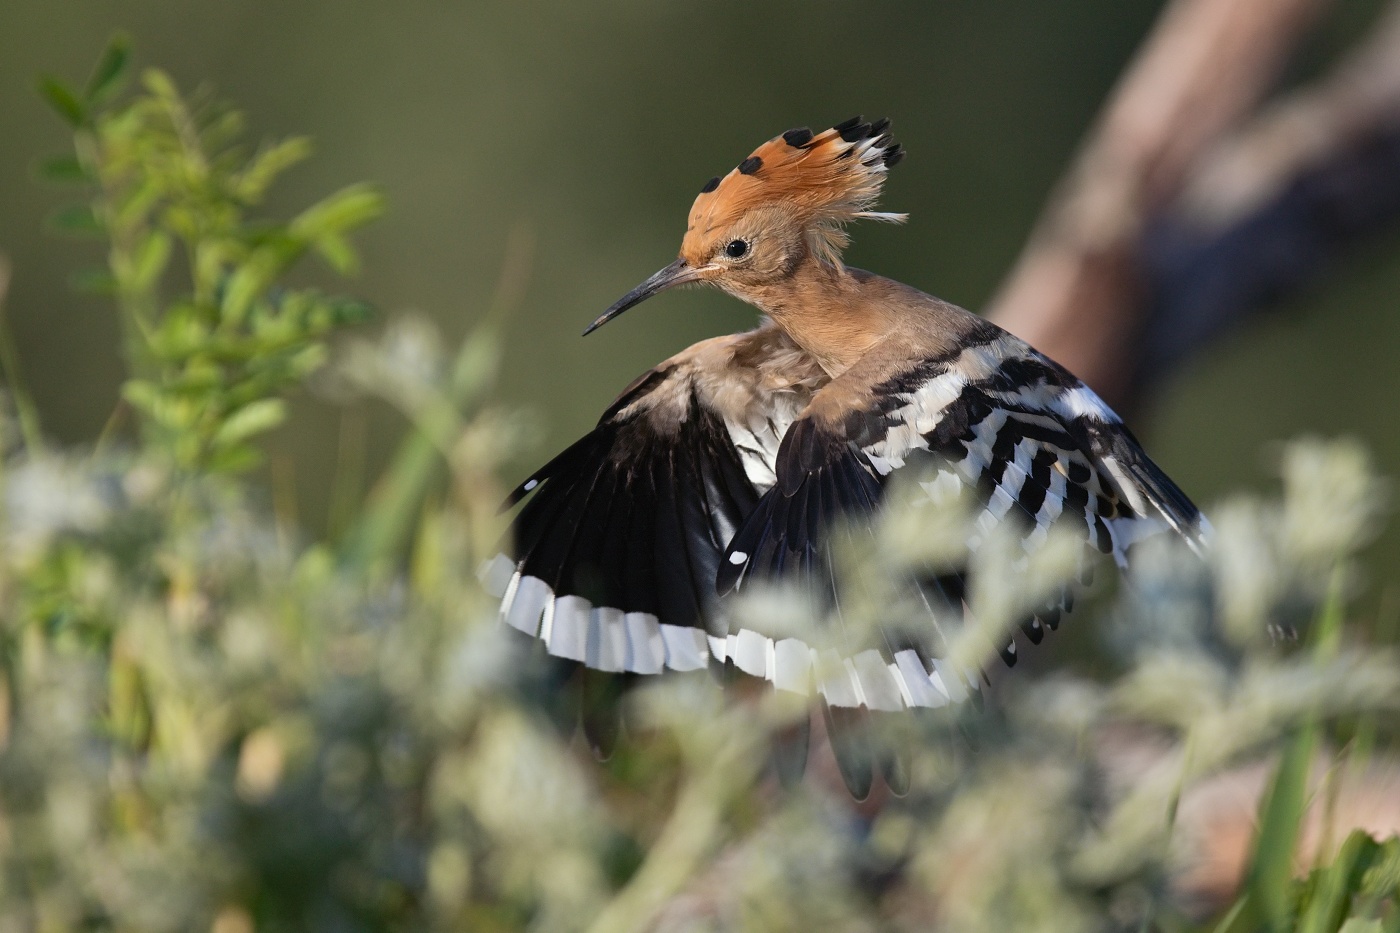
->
left=0, top=256, right=45, bottom=455
left=337, top=223, right=531, bottom=570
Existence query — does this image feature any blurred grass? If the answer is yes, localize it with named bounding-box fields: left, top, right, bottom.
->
left=2, top=30, right=1400, bottom=933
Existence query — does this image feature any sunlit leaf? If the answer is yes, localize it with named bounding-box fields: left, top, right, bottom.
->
left=212, top=398, right=287, bottom=449
left=130, top=231, right=172, bottom=292
left=236, top=137, right=312, bottom=202
left=120, top=379, right=160, bottom=414
left=314, top=232, right=358, bottom=275
left=139, top=67, right=178, bottom=102
left=290, top=183, right=385, bottom=240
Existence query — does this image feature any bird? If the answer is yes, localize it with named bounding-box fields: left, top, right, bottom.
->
left=484, top=116, right=1205, bottom=797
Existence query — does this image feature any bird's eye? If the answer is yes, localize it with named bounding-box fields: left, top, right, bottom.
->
left=724, top=239, right=749, bottom=259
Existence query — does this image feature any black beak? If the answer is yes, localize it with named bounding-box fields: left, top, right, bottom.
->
left=582, top=258, right=702, bottom=336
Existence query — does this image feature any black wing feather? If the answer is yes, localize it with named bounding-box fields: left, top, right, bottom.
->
left=507, top=377, right=762, bottom=641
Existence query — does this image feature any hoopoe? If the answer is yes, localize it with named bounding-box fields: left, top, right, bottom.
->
left=486, top=117, right=1205, bottom=798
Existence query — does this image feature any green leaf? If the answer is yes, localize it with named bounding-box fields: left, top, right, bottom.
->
left=1249, top=722, right=1319, bottom=932
left=1356, top=836, right=1400, bottom=914
left=36, top=154, right=90, bottom=184
left=1297, top=831, right=1382, bottom=933
left=147, top=310, right=210, bottom=359
left=112, top=177, right=163, bottom=232
left=290, top=183, right=385, bottom=241
left=221, top=263, right=274, bottom=328
left=140, top=68, right=178, bottom=102
left=286, top=343, right=328, bottom=376
left=329, top=297, right=375, bottom=325
left=236, top=137, right=313, bottom=202
left=38, top=75, right=86, bottom=126
left=1247, top=577, right=1349, bottom=932
left=46, top=204, right=104, bottom=237
left=199, top=104, right=246, bottom=152
left=130, top=231, right=172, bottom=292
left=120, top=379, right=161, bottom=415
left=314, top=232, right=358, bottom=275
left=207, top=444, right=263, bottom=473
left=84, top=32, right=131, bottom=105
left=212, top=398, right=287, bottom=449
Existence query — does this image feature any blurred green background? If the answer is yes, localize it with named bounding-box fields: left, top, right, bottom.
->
left=2, top=1, right=1398, bottom=590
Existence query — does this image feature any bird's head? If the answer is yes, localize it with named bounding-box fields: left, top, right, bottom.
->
left=583, top=117, right=906, bottom=335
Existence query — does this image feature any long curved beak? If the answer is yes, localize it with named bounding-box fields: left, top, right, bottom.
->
left=582, top=258, right=704, bottom=336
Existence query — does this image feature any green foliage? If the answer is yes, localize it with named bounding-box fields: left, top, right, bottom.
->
left=40, top=35, right=382, bottom=473
left=5, top=34, right=1400, bottom=933
left=1288, top=832, right=1400, bottom=933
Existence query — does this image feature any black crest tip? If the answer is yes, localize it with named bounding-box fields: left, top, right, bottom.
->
left=832, top=115, right=864, bottom=133
left=883, top=145, right=905, bottom=167
left=738, top=155, right=763, bottom=175
left=782, top=126, right=814, bottom=148
left=700, top=175, right=720, bottom=193
left=839, top=121, right=872, bottom=143
left=869, top=117, right=890, bottom=137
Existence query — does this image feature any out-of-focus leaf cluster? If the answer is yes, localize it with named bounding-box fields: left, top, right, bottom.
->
left=0, top=441, right=624, bottom=931
left=39, top=34, right=382, bottom=473
left=6, top=34, right=1400, bottom=933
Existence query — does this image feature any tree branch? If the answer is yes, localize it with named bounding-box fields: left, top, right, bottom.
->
left=1141, top=0, right=1400, bottom=384
left=985, top=0, right=1330, bottom=410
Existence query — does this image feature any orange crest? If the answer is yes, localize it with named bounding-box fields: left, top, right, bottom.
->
left=683, top=117, right=906, bottom=264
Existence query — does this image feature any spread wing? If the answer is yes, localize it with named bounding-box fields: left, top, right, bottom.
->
left=717, top=330, right=1205, bottom=709
left=485, top=327, right=821, bottom=675
left=487, top=318, right=1202, bottom=799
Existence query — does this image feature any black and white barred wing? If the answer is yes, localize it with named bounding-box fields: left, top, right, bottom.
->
left=486, top=351, right=810, bottom=675
left=717, top=337, right=1205, bottom=706
left=867, top=344, right=1205, bottom=567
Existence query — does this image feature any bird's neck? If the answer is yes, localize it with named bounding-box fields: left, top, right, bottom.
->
left=737, top=260, right=896, bottom=376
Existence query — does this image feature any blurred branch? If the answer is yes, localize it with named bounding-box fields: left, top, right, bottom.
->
left=1142, top=1, right=1400, bottom=384
left=987, top=0, right=1330, bottom=409
left=1177, top=1, right=1400, bottom=231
